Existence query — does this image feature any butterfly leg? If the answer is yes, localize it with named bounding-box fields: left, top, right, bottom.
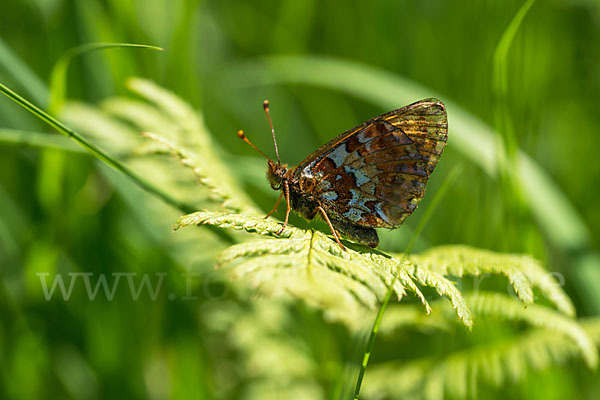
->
left=265, top=192, right=283, bottom=219
left=276, top=180, right=291, bottom=235
left=317, top=206, right=346, bottom=251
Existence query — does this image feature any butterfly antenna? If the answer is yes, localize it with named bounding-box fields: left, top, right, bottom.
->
left=237, top=130, right=271, bottom=161
left=263, top=100, right=281, bottom=164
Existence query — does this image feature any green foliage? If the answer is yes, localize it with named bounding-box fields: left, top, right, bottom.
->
left=59, top=77, right=258, bottom=216
left=236, top=54, right=592, bottom=253
left=3, top=71, right=597, bottom=398
left=48, top=43, right=163, bottom=114
left=38, top=69, right=596, bottom=394
left=173, top=209, right=598, bottom=397
left=202, top=300, right=333, bottom=399
left=410, top=245, right=575, bottom=316
left=2, top=1, right=600, bottom=398
left=158, top=73, right=597, bottom=394
left=364, top=299, right=600, bottom=400
left=175, top=210, right=473, bottom=330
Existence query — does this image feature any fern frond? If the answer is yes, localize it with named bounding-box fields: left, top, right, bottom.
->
left=378, top=304, right=453, bottom=334
left=584, top=317, right=600, bottom=343
left=411, top=245, right=575, bottom=316
left=365, top=301, right=600, bottom=400
left=61, top=78, right=259, bottom=216
left=357, top=250, right=472, bottom=327
left=174, top=211, right=302, bottom=239
left=175, top=210, right=473, bottom=330
left=125, top=78, right=258, bottom=212
left=142, top=132, right=238, bottom=210
left=217, top=238, right=308, bottom=265
left=409, top=263, right=473, bottom=329
left=380, top=293, right=597, bottom=367
left=126, top=78, right=203, bottom=137
left=366, top=324, right=597, bottom=400
left=59, top=101, right=140, bottom=154
left=466, top=293, right=597, bottom=368
left=215, top=231, right=381, bottom=328
left=203, top=300, right=325, bottom=399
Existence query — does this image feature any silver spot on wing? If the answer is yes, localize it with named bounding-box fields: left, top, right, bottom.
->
left=301, top=162, right=316, bottom=179
left=344, top=165, right=369, bottom=187
left=327, top=143, right=350, bottom=167
left=319, top=179, right=331, bottom=190
left=348, top=189, right=376, bottom=212
left=358, top=130, right=376, bottom=144
left=321, top=191, right=338, bottom=201
left=343, top=207, right=364, bottom=223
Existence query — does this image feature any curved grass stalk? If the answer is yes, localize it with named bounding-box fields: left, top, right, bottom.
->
left=48, top=43, right=163, bottom=114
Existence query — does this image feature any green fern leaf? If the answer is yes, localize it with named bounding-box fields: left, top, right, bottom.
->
left=365, top=297, right=599, bottom=400
left=61, top=77, right=259, bottom=216
left=174, top=211, right=301, bottom=238
left=20, top=75, right=587, bottom=398
left=466, top=293, right=597, bottom=368
left=59, top=79, right=567, bottom=333
left=141, top=132, right=240, bottom=211
left=175, top=210, right=474, bottom=330
left=411, top=245, right=575, bottom=316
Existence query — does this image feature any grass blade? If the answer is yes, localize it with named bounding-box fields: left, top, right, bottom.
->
left=492, top=0, right=536, bottom=159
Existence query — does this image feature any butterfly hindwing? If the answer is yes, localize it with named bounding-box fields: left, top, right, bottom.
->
left=293, top=98, right=448, bottom=230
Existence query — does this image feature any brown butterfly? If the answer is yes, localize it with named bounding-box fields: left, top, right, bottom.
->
left=238, top=98, right=448, bottom=250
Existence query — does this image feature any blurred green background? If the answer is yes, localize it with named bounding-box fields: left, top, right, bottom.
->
left=1, top=0, right=600, bottom=399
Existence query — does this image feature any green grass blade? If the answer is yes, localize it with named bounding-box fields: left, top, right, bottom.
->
left=492, top=0, right=536, bottom=159
left=49, top=43, right=163, bottom=113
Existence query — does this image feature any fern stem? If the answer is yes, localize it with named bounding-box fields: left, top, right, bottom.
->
left=353, top=166, right=462, bottom=399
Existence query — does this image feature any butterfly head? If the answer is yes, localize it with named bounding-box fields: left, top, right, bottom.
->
left=266, top=160, right=288, bottom=190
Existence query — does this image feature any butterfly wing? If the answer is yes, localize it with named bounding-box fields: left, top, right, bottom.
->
left=293, top=98, right=447, bottom=228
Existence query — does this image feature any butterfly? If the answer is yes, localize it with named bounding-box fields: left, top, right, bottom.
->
left=238, top=98, right=448, bottom=250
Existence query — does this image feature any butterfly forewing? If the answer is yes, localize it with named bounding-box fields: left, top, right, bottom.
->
left=293, top=98, right=447, bottom=230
